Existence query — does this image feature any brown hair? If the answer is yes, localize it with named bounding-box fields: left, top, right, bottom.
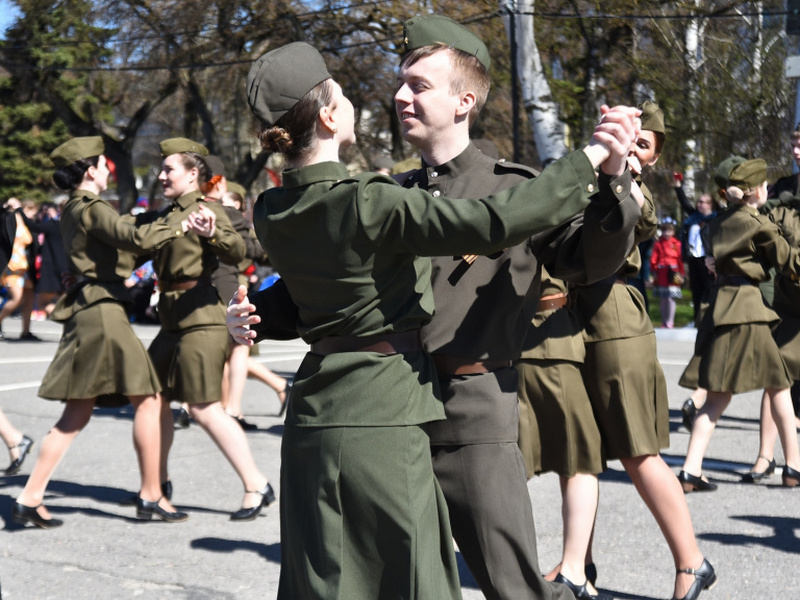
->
left=257, top=79, right=334, bottom=163
left=177, top=152, right=212, bottom=185
left=400, top=44, right=490, bottom=125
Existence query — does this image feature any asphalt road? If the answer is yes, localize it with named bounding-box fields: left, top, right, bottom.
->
left=0, top=317, right=797, bottom=599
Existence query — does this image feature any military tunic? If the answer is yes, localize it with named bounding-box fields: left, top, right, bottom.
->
left=402, top=142, right=637, bottom=600
left=251, top=150, right=631, bottom=600
left=572, top=181, right=671, bottom=460
left=516, top=269, right=604, bottom=478
left=211, top=205, right=265, bottom=305
left=147, top=190, right=245, bottom=404
left=680, top=204, right=800, bottom=393
left=39, top=190, right=183, bottom=405
left=768, top=200, right=800, bottom=380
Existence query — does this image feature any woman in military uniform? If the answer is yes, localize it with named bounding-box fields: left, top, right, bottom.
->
left=516, top=267, right=608, bottom=600
left=573, top=103, right=715, bottom=600
left=232, top=41, right=637, bottom=600
left=678, top=159, right=800, bottom=490
left=14, top=137, right=190, bottom=528
left=147, top=137, right=275, bottom=521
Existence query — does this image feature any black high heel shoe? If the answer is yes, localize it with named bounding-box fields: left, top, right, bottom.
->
left=136, top=496, right=189, bottom=522
left=585, top=563, right=598, bottom=586
left=277, top=383, right=292, bottom=417
left=678, top=471, right=717, bottom=493
left=554, top=573, right=612, bottom=600
left=230, top=482, right=276, bottom=521
left=681, top=399, right=697, bottom=431
left=782, top=465, right=800, bottom=487
left=740, top=456, right=776, bottom=483
left=12, top=502, right=64, bottom=529
left=671, top=558, right=717, bottom=600
left=5, top=434, right=34, bottom=475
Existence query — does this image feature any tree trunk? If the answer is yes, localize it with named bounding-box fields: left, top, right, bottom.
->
left=501, top=0, right=568, bottom=166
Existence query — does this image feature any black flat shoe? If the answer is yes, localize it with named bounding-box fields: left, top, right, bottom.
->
left=678, top=471, right=718, bottom=493
left=554, top=573, right=612, bottom=600
left=228, top=412, right=258, bottom=431
left=230, top=482, right=276, bottom=521
left=277, top=383, right=292, bottom=417
left=740, top=457, right=776, bottom=483
left=681, top=399, right=697, bottom=431
left=136, top=496, right=189, bottom=523
left=671, top=558, right=717, bottom=600
left=174, top=408, right=191, bottom=429
left=5, top=434, right=34, bottom=475
left=12, top=502, right=64, bottom=529
left=782, top=465, right=800, bottom=488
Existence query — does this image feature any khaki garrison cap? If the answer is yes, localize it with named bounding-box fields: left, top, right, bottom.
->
left=227, top=182, right=247, bottom=198
left=247, top=42, right=332, bottom=127
left=728, top=158, right=767, bottom=191
left=639, top=101, right=665, bottom=135
left=159, top=138, right=209, bottom=158
left=403, top=15, right=491, bottom=71
left=205, top=155, right=227, bottom=177
left=49, top=136, right=104, bottom=168
left=713, top=155, right=746, bottom=189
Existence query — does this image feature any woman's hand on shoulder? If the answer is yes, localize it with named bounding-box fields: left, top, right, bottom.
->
left=227, top=285, right=259, bottom=346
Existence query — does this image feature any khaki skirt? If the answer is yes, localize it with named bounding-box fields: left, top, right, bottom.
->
left=686, top=322, right=792, bottom=394
left=39, top=300, right=161, bottom=406
left=772, top=315, right=800, bottom=381
left=517, top=359, right=605, bottom=478
left=582, top=333, right=670, bottom=460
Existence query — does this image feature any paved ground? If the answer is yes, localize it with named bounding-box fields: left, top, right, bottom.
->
left=0, top=317, right=797, bottom=599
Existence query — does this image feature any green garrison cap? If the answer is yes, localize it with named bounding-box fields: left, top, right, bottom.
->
left=49, top=136, right=104, bottom=168
left=247, top=42, right=332, bottom=127
left=728, top=158, right=767, bottom=191
left=205, top=155, right=226, bottom=177
left=159, top=137, right=208, bottom=158
left=227, top=182, right=247, bottom=198
left=403, top=15, right=491, bottom=71
left=639, top=101, right=665, bottom=134
left=713, top=155, right=746, bottom=189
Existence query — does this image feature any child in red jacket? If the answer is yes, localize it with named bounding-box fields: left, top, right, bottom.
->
left=650, top=217, right=685, bottom=328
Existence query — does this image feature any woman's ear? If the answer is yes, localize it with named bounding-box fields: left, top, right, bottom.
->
left=319, top=105, right=338, bottom=135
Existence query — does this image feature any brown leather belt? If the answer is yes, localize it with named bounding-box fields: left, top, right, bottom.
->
left=432, top=354, right=512, bottom=376
left=593, top=274, right=629, bottom=286
left=717, top=275, right=756, bottom=286
left=160, top=278, right=208, bottom=292
left=538, top=294, right=568, bottom=312
left=310, top=330, right=421, bottom=356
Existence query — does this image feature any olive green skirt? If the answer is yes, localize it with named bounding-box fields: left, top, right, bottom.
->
left=582, top=333, right=670, bottom=460
left=278, top=424, right=461, bottom=600
left=517, top=359, right=605, bottom=478
left=772, top=315, right=800, bottom=381
left=39, top=300, right=161, bottom=406
left=683, top=323, right=792, bottom=394
left=148, top=324, right=229, bottom=404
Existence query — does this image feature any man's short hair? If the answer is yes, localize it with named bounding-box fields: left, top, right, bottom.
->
left=400, top=44, right=490, bottom=126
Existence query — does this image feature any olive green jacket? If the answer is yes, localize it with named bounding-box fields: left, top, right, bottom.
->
left=51, top=189, right=183, bottom=322
left=151, top=191, right=245, bottom=330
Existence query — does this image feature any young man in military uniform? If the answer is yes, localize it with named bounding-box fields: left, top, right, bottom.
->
left=393, top=15, right=641, bottom=600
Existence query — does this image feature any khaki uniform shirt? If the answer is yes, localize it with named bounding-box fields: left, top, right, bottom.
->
left=52, top=190, right=183, bottom=321
left=151, top=190, right=245, bottom=330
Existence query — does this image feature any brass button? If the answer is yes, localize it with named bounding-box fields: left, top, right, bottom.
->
left=587, top=184, right=595, bottom=193
left=615, top=185, right=623, bottom=194
left=432, top=190, right=441, bottom=197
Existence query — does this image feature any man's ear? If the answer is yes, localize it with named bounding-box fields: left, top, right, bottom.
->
left=455, top=91, right=477, bottom=118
